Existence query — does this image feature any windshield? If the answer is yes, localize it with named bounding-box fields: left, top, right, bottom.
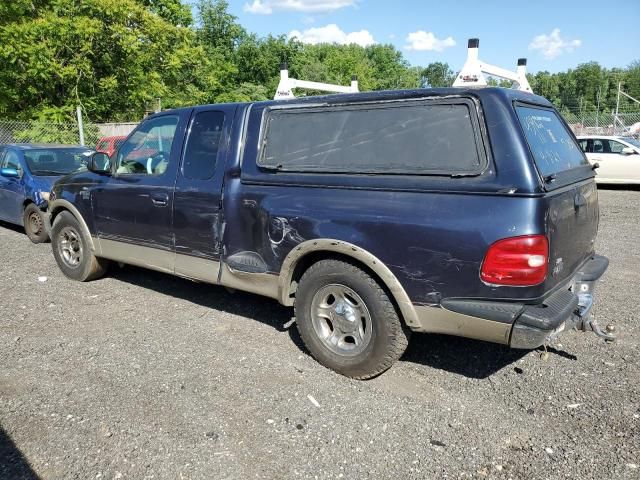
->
left=23, top=148, right=93, bottom=175
left=516, top=105, right=589, bottom=178
left=621, top=137, right=640, bottom=149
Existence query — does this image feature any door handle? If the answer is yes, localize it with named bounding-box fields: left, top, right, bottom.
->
left=150, top=192, right=169, bottom=207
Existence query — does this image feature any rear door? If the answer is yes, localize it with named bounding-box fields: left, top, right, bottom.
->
left=172, top=105, right=236, bottom=282
left=516, top=105, right=599, bottom=291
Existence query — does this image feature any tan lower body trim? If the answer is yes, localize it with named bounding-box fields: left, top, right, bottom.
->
left=98, top=238, right=222, bottom=283
left=98, top=238, right=174, bottom=274
left=175, top=253, right=220, bottom=283
left=97, top=238, right=280, bottom=297
left=218, top=263, right=280, bottom=300
left=413, top=304, right=511, bottom=345
left=93, top=238, right=509, bottom=344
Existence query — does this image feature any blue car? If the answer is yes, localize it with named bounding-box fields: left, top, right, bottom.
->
left=0, top=144, right=93, bottom=243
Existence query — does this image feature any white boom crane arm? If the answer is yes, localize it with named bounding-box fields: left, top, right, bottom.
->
left=274, top=63, right=359, bottom=100
left=453, top=38, right=533, bottom=93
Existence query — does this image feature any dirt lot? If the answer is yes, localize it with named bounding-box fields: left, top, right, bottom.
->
left=0, top=188, right=638, bottom=480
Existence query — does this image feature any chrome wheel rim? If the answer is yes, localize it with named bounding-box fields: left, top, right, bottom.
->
left=28, top=211, right=43, bottom=235
left=310, top=284, right=373, bottom=356
left=58, top=227, right=83, bottom=268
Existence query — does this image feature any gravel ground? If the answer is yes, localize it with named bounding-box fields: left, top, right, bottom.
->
left=1, top=188, right=638, bottom=480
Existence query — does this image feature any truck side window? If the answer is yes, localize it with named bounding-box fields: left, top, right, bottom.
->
left=182, top=111, right=225, bottom=180
left=116, top=115, right=179, bottom=176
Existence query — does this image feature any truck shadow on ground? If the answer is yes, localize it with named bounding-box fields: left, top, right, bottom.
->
left=110, top=265, right=530, bottom=379
left=0, top=425, right=40, bottom=480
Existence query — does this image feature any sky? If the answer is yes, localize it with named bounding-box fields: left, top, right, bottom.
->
left=225, top=0, right=640, bottom=73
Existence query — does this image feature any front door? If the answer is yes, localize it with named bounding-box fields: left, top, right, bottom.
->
left=91, top=111, right=190, bottom=272
left=0, top=149, right=26, bottom=225
left=173, top=106, right=236, bottom=282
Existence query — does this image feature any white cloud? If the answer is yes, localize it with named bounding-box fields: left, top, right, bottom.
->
left=529, top=28, right=581, bottom=59
left=404, top=31, right=456, bottom=52
left=244, top=0, right=355, bottom=14
left=289, top=24, right=376, bottom=47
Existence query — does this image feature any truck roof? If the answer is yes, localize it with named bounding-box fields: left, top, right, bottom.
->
left=155, top=87, right=552, bottom=117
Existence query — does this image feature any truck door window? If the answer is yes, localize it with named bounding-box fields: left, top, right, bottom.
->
left=116, top=115, right=179, bottom=176
left=182, top=111, right=225, bottom=180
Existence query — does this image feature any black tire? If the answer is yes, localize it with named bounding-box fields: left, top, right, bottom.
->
left=23, top=203, right=49, bottom=244
left=294, top=258, right=410, bottom=379
left=51, top=211, right=109, bottom=281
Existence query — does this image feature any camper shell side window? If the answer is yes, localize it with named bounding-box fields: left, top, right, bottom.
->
left=257, top=98, right=488, bottom=176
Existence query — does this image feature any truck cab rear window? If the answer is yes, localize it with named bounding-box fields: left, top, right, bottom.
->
left=259, top=101, right=483, bottom=174
left=516, top=105, right=588, bottom=178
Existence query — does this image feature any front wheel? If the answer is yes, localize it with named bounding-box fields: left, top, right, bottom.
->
left=51, top=211, right=109, bottom=281
left=294, top=259, right=410, bottom=379
left=23, top=204, right=49, bottom=243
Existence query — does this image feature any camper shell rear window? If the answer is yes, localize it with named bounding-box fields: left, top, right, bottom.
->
left=258, top=98, right=486, bottom=175
left=515, top=104, right=589, bottom=178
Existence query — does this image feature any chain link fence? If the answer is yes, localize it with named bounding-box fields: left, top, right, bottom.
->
left=2, top=110, right=638, bottom=149
left=562, top=111, right=640, bottom=137
left=0, top=120, right=138, bottom=148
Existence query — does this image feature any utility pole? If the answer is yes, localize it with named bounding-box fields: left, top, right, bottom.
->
left=615, top=82, right=621, bottom=135
left=596, top=86, right=601, bottom=129
left=76, top=106, right=85, bottom=146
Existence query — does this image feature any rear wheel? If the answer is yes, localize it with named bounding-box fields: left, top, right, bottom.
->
left=23, top=204, right=48, bottom=244
left=294, top=259, right=410, bottom=379
left=51, top=211, right=109, bottom=281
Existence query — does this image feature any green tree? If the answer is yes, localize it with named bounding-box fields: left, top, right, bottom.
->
left=366, top=44, right=420, bottom=90
left=420, top=62, right=455, bottom=87
left=0, top=0, right=227, bottom=121
left=196, top=0, right=246, bottom=58
left=235, top=34, right=302, bottom=94
left=140, top=0, right=192, bottom=26
left=624, top=61, right=640, bottom=101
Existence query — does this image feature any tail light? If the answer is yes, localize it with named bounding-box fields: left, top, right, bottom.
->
left=481, top=235, right=548, bottom=286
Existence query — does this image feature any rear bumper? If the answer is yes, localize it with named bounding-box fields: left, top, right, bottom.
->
left=419, top=254, right=609, bottom=349
left=510, top=254, right=609, bottom=348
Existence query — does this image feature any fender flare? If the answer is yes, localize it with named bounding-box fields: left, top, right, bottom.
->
left=48, top=199, right=96, bottom=251
left=277, top=239, right=420, bottom=329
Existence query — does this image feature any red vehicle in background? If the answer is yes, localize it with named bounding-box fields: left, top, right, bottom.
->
left=95, top=136, right=126, bottom=157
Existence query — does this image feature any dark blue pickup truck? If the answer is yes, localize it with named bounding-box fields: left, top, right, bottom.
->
left=47, top=87, right=610, bottom=378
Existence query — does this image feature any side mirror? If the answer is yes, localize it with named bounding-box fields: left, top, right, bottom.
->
left=621, top=146, right=636, bottom=155
left=88, top=152, right=112, bottom=174
left=0, top=167, right=20, bottom=178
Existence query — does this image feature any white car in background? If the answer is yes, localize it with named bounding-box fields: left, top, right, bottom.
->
left=577, top=135, right=640, bottom=184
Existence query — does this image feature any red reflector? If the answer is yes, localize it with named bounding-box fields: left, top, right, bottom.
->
left=481, top=235, right=549, bottom=286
